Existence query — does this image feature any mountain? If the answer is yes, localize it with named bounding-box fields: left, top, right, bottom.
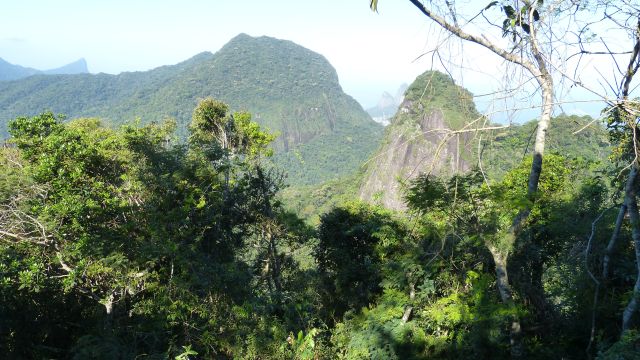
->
left=366, top=83, right=408, bottom=125
left=0, top=34, right=383, bottom=185
left=0, top=57, right=88, bottom=81
left=359, top=71, right=479, bottom=210
left=358, top=70, right=611, bottom=211
left=43, top=58, right=88, bottom=75
left=0, top=58, right=39, bottom=81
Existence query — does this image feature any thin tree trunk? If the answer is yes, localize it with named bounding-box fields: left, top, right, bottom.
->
left=603, top=168, right=637, bottom=279
left=489, top=245, right=523, bottom=357
left=604, top=204, right=628, bottom=279
left=268, top=229, right=283, bottom=295
left=622, top=165, right=640, bottom=332
left=483, top=74, right=552, bottom=358
left=500, top=18, right=553, bottom=352
left=258, top=168, right=283, bottom=300
left=612, top=19, right=640, bottom=334
left=490, top=67, right=552, bottom=359
left=104, top=293, right=115, bottom=331
left=402, top=282, right=416, bottom=323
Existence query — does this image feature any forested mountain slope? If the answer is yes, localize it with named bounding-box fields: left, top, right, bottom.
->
left=481, top=114, right=610, bottom=179
left=0, top=34, right=382, bottom=185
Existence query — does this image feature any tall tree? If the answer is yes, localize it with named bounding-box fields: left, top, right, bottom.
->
left=370, top=1, right=557, bottom=356
left=601, top=15, right=640, bottom=333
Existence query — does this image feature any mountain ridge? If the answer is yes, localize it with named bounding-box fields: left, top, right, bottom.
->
left=0, top=57, right=88, bottom=81
left=0, top=34, right=382, bottom=185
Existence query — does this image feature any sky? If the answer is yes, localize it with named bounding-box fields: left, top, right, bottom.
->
left=0, top=0, right=628, bottom=121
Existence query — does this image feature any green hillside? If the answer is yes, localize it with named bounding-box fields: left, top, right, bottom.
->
left=481, top=114, right=611, bottom=179
left=0, top=34, right=382, bottom=185
left=281, top=70, right=610, bottom=221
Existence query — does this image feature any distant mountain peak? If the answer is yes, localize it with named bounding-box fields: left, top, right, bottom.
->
left=367, top=83, right=409, bottom=126
left=228, top=32, right=252, bottom=41
left=214, top=33, right=341, bottom=90
left=227, top=33, right=285, bottom=43
left=0, top=57, right=89, bottom=81
left=0, top=58, right=39, bottom=81
left=44, top=58, right=89, bottom=75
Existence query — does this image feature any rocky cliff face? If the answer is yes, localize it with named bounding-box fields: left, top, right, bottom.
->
left=359, top=71, right=477, bottom=210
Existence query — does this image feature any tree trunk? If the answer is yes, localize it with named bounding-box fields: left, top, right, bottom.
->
left=402, top=281, right=416, bottom=323
left=622, top=165, right=640, bottom=332
left=104, top=293, right=115, bottom=331
left=604, top=168, right=637, bottom=279
left=603, top=205, right=628, bottom=279
left=489, top=245, right=523, bottom=357
left=268, top=229, right=283, bottom=296
left=487, top=67, right=552, bottom=358
left=613, top=18, right=640, bottom=335
left=258, top=169, right=283, bottom=301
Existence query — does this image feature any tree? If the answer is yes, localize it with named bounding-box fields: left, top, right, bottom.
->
left=370, top=1, right=558, bottom=356
left=0, top=102, right=311, bottom=358
left=601, top=16, right=640, bottom=334
left=315, top=203, right=390, bottom=320
left=371, top=1, right=640, bottom=355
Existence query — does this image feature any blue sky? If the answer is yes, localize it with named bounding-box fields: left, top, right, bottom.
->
left=0, top=0, right=623, bottom=120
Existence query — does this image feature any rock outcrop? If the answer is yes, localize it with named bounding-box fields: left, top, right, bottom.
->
left=359, top=71, right=478, bottom=210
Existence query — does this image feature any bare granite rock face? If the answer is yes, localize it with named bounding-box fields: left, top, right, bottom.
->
left=359, top=101, right=470, bottom=211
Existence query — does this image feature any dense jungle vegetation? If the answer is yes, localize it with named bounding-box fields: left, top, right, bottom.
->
left=3, top=1, right=640, bottom=358
left=1, top=95, right=639, bottom=359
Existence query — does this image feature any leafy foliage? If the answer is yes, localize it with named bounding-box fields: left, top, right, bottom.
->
left=0, top=104, right=322, bottom=358
left=482, top=114, right=610, bottom=180
left=0, top=59, right=637, bottom=360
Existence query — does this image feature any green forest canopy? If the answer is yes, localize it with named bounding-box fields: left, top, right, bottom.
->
left=1, top=94, right=638, bottom=358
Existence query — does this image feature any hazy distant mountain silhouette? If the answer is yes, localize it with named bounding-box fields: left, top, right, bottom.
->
left=0, top=57, right=88, bottom=81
